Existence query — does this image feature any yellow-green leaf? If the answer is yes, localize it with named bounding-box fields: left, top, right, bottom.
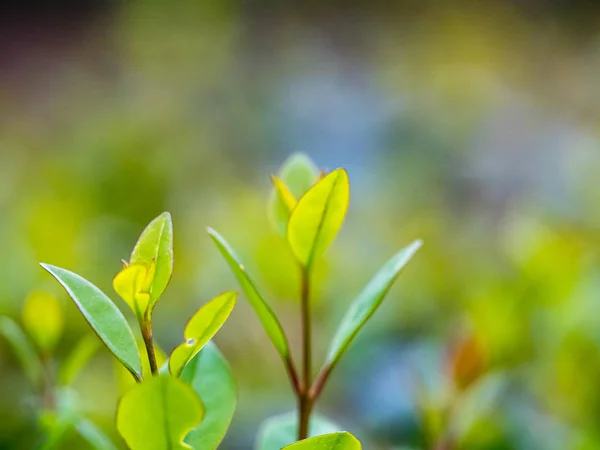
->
left=256, top=412, right=342, bottom=450
left=169, top=291, right=237, bottom=377
left=272, top=175, right=298, bottom=214
left=116, top=375, right=204, bottom=450
left=22, top=290, right=64, bottom=354
left=268, top=153, right=319, bottom=236
left=287, top=169, right=350, bottom=269
left=282, top=432, right=362, bottom=449
left=112, top=263, right=152, bottom=321
left=41, top=263, right=143, bottom=381
left=130, top=212, right=173, bottom=311
left=207, top=228, right=292, bottom=364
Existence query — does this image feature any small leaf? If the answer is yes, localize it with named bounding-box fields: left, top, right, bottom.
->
left=116, top=375, right=204, bottom=450
left=268, top=153, right=320, bottom=237
left=182, top=342, right=237, bottom=450
left=76, top=419, right=118, bottom=450
left=287, top=169, right=350, bottom=269
left=22, top=290, right=64, bottom=355
left=130, top=212, right=173, bottom=311
left=272, top=175, right=298, bottom=214
left=169, top=291, right=236, bottom=377
left=325, top=241, right=422, bottom=370
left=282, top=432, right=362, bottom=450
left=256, top=411, right=342, bottom=450
left=112, top=263, right=153, bottom=321
left=58, top=335, right=100, bottom=385
left=0, top=316, right=43, bottom=387
left=208, top=228, right=291, bottom=363
left=41, top=264, right=143, bottom=381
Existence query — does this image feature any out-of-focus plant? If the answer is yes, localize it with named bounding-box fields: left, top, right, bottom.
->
left=209, top=153, right=422, bottom=449
left=41, top=212, right=237, bottom=450
left=0, top=290, right=112, bottom=449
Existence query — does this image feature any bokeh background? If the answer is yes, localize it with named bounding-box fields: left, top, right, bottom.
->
left=2, top=0, right=600, bottom=448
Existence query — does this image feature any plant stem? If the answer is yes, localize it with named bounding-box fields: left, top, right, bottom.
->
left=298, top=267, right=312, bottom=440
left=141, top=320, right=158, bottom=376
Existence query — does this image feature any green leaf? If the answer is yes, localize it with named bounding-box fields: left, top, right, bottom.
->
left=268, top=153, right=320, bottom=237
left=169, top=291, right=236, bottom=377
left=130, top=211, right=173, bottom=310
left=75, top=419, right=118, bottom=450
left=58, top=334, right=100, bottom=385
left=116, top=375, right=204, bottom=450
left=40, top=264, right=143, bottom=381
left=287, top=169, right=350, bottom=270
left=282, top=432, right=362, bottom=450
left=0, top=316, right=43, bottom=387
left=256, top=411, right=342, bottom=450
left=22, top=290, right=64, bottom=355
left=207, top=228, right=291, bottom=363
left=182, top=342, right=237, bottom=450
left=325, top=241, right=422, bottom=369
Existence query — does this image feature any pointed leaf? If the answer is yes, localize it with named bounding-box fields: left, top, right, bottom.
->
left=272, top=176, right=298, bottom=214
left=269, top=153, right=320, bottom=237
left=256, top=411, right=342, bottom=450
left=22, top=290, right=64, bottom=355
left=40, top=264, right=142, bottom=381
left=58, top=335, right=100, bottom=385
left=208, top=228, right=291, bottom=363
left=130, top=212, right=173, bottom=310
left=182, top=342, right=237, bottom=450
left=117, top=375, right=204, bottom=450
left=325, top=241, right=422, bottom=369
left=0, top=316, right=43, bottom=387
left=112, top=263, right=152, bottom=320
left=282, top=432, right=362, bottom=450
left=287, top=169, right=350, bottom=269
left=169, top=291, right=237, bottom=377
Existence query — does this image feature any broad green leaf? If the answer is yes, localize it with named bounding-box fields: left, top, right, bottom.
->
left=76, top=419, right=118, bottom=450
left=169, top=291, right=236, bottom=377
left=116, top=375, right=204, bottom=450
left=112, top=263, right=153, bottom=321
left=287, top=169, right=350, bottom=269
left=130, top=212, right=173, bottom=310
left=182, top=342, right=237, bottom=450
left=325, top=241, right=422, bottom=370
left=283, top=432, right=362, bottom=450
left=41, top=264, right=142, bottom=381
left=208, top=228, right=291, bottom=362
left=256, top=411, right=342, bottom=450
left=268, top=153, right=319, bottom=237
left=22, top=290, right=64, bottom=355
left=58, top=335, right=100, bottom=385
left=0, top=316, right=43, bottom=387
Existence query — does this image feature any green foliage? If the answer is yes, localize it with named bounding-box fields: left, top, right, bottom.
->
left=0, top=316, right=43, bottom=387
left=182, top=342, right=237, bottom=450
left=116, top=375, right=204, bottom=450
left=22, top=291, right=64, bottom=355
left=40, top=263, right=143, bottom=381
left=282, top=432, right=362, bottom=449
left=208, top=228, right=292, bottom=363
left=286, top=169, right=350, bottom=270
left=325, top=240, right=423, bottom=371
left=58, top=335, right=100, bottom=386
left=169, top=291, right=236, bottom=377
left=256, top=411, right=342, bottom=450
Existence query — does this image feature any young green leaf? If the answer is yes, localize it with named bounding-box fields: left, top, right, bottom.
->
left=116, top=375, right=204, bottom=450
left=22, top=290, right=64, bottom=355
left=113, top=263, right=153, bottom=321
left=169, top=291, right=237, bottom=377
left=325, top=240, right=422, bottom=371
left=182, top=342, right=237, bottom=450
left=0, top=316, right=43, bottom=387
left=283, top=432, right=362, bottom=449
left=272, top=175, right=298, bottom=214
left=58, top=335, right=100, bottom=385
left=130, top=211, right=173, bottom=310
left=268, top=153, right=320, bottom=237
left=256, top=411, right=342, bottom=450
left=40, top=264, right=143, bottom=382
left=287, top=169, right=350, bottom=270
left=207, top=228, right=292, bottom=364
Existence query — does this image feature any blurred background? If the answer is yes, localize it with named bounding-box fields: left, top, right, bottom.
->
left=2, top=0, right=600, bottom=448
